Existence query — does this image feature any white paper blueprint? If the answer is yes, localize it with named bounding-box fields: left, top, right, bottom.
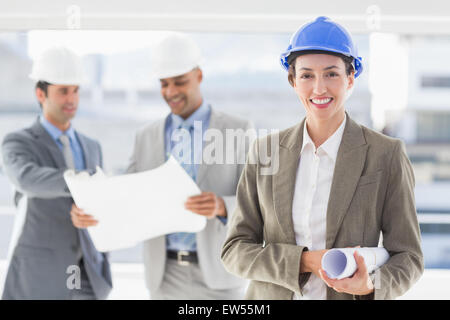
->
left=63, top=156, right=206, bottom=252
left=321, top=247, right=390, bottom=279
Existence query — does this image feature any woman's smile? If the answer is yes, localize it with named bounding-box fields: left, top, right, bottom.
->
left=310, top=97, right=333, bottom=109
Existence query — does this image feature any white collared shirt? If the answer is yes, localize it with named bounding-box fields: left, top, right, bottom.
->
left=293, top=115, right=346, bottom=300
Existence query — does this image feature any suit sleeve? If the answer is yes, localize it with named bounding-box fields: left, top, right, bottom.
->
left=125, top=131, right=140, bottom=174
left=1, top=133, right=71, bottom=199
left=221, top=139, right=307, bottom=295
left=98, top=140, right=104, bottom=169
left=358, top=140, right=424, bottom=300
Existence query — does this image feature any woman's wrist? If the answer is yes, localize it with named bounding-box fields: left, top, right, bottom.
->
left=300, top=251, right=313, bottom=273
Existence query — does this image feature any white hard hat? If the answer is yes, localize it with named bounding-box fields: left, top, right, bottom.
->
left=29, top=46, right=86, bottom=85
left=151, top=33, right=202, bottom=79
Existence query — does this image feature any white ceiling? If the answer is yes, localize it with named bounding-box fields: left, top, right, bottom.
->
left=1, top=0, right=450, bottom=35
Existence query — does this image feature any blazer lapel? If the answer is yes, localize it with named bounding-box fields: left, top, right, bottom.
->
left=154, top=117, right=168, bottom=167
left=272, top=120, right=304, bottom=244
left=76, top=132, right=95, bottom=170
left=29, top=119, right=66, bottom=169
left=140, top=116, right=167, bottom=171
left=196, top=108, right=222, bottom=186
left=326, top=116, right=368, bottom=248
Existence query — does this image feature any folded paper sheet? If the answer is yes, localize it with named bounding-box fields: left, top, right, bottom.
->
left=64, top=156, right=206, bottom=252
left=321, top=247, right=390, bottom=279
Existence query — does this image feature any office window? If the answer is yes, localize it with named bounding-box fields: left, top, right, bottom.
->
left=417, top=111, right=450, bottom=143
left=422, top=76, right=450, bottom=88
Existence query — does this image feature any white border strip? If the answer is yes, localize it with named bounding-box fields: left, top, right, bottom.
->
left=1, top=13, right=450, bottom=34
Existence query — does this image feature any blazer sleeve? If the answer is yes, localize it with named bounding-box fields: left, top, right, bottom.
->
left=360, top=140, right=424, bottom=300
left=125, top=129, right=144, bottom=173
left=1, top=132, right=71, bottom=199
left=125, top=130, right=140, bottom=174
left=97, top=140, right=104, bottom=169
left=221, top=139, right=307, bottom=295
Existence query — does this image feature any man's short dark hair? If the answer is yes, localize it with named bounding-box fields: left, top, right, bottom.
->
left=36, top=81, right=50, bottom=95
left=287, top=50, right=354, bottom=86
left=35, top=81, right=51, bottom=108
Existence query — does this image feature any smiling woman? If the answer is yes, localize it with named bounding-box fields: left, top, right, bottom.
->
left=221, top=16, right=424, bottom=300
left=290, top=53, right=353, bottom=146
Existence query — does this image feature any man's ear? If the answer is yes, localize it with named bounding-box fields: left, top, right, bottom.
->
left=35, top=87, right=46, bottom=105
left=197, top=68, right=203, bottom=84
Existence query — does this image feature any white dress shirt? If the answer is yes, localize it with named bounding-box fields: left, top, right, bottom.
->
left=293, top=115, right=346, bottom=300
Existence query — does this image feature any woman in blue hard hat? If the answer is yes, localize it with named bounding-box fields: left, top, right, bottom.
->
left=221, top=16, right=423, bottom=300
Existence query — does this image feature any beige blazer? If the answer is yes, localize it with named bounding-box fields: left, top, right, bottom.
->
left=221, top=115, right=424, bottom=300
left=127, top=108, right=253, bottom=294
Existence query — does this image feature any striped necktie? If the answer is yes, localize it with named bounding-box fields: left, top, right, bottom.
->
left=59, top=134, right=75, bottom=170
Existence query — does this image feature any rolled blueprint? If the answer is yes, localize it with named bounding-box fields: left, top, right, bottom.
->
left=321, top=247, right=390, bottom=280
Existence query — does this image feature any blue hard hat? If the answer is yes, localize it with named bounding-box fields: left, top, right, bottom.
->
left=280, top=16, right=363, bottom=78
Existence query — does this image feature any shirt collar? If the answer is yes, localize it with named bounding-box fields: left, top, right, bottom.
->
left=301, top=123, right=314, bottom=154
left=170, top=100, right=210, bottom=130
left=40, top=115, right=77, bottom=143
left=301, top=114, right=347, bottom=163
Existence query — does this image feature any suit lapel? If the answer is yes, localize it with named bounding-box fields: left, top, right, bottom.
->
left=138, top=116, right=167, bottom=171
left=326, top=116, right=368, bottom=248
left=29, top=119, right=66, bottom=169
left=272, top=120, right=304, bottom=244
left=154, top=117, right=167, bottom=167
left=196, top=109, right=222, bottom=186
left=76, top=132, right=95, bottom=170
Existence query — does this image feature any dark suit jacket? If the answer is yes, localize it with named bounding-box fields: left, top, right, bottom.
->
left=1, top=119, right=112, bottom=300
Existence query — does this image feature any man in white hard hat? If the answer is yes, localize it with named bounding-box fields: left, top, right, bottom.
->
left=1, top=47, right=112, bottom=300
left=99, top=33, right=251, bottom=299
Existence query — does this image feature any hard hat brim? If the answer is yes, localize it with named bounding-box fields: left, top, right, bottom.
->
left=280, top=46, right=363, bottom=78
left=152, top=63, right=201, bottom=80
left=29, top=73, right=86, bottom=85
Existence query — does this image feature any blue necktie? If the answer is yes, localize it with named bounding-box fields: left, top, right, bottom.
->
left=168, top=124, right=197, bottom=251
